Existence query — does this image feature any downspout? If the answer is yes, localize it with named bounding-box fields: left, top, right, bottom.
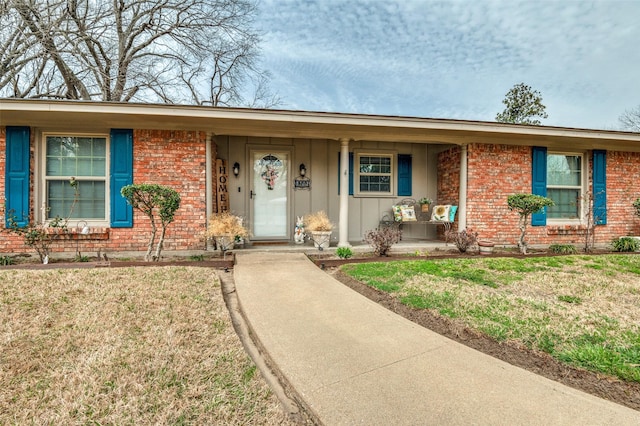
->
left=338, top=138, right=351, bottom=247
left=206, top=132, right=214, bottom=250
left=458, top=144, right=468, bottom=231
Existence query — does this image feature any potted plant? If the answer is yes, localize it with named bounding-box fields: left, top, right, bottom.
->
left=418, top=197, right=433, bottom=213
left=478, top=240, right=495, bottom=255
left=303, top=210, right=334, bottom=250
left=206, top=212, right=249, bottom=256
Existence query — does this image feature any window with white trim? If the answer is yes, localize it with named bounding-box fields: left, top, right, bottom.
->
left=355, top=151, right=395, bottom=196
left=43, top=135, right=108, bottom=222
left=546, top=153, right=583, bottom=220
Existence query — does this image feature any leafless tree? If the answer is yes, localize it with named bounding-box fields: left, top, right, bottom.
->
left=0, top=0, right=279, bottom=107
left=619, top=105, right=640, bottom=132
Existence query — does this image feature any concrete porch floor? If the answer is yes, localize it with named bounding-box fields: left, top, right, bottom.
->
left=233, top=238, right=460, bottom=255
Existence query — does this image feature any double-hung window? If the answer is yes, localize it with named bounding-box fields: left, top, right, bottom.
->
left=355, top=151, right=395, bottom=196
left=546, top=153, right=583, bottom=220
left=44, top=135, right=108, bottom=222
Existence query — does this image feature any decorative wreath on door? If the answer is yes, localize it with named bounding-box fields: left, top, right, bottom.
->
left=259, top=155, right=283, bottom=190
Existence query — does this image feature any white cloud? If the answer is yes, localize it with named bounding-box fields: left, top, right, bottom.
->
left=257, top=0, right=640, bottom=129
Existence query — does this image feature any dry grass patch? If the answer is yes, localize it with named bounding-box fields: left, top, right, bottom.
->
left=0, top=267, right=292, bottom=425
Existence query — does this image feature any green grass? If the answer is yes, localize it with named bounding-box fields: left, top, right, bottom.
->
left=558, top=294, right=582, bottom=304
left=341, top=254, right=640, bottom=384
left=342, top=257, right=575, bottom=290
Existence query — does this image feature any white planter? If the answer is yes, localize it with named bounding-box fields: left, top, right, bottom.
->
left=478, top=240, right=495, bottom=255
left=214, top=235, right=235, bottom=252
left=309, top=231, right=332, bottom=250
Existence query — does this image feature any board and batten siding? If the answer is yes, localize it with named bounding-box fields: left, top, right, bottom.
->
left=217, top=136, right=439, bottom=243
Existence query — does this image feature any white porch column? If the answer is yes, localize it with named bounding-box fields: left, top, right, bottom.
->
left=338, top=138, right=351, bottom=247
left=458, top=144, right=468, bottom=231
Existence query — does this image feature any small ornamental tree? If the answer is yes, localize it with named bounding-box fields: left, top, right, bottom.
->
left=121, top=184, right=181, bottom=262
left=6, top=177, right=80, bottom=263
left=507, top=194, right=554, bottom=254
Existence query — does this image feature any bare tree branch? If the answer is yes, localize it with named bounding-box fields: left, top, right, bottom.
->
left=0, top=0, right=277, bottom=106
left=619, top=105, right=640, bottom=132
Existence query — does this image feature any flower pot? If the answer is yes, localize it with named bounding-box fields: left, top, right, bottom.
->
left=421, top=204, right=430, bottom=213
left=214, top=234, right=235, bottom=252
left=478, top=240, right=495, bottom=255
left=309, top=231, right=332, bottom=250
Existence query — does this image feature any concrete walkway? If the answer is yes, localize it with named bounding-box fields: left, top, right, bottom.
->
left=233, top=252, right=640, bottom=425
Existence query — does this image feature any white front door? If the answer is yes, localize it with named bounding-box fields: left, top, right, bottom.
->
left=250, top=150, right=290, bottom=239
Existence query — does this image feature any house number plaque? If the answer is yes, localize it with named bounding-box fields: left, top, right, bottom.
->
left=294, top=177, right=311, bottom=190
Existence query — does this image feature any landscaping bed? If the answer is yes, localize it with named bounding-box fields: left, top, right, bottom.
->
left=0, top=252, right=235, bottom=270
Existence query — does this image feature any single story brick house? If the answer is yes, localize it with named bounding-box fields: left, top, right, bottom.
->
left=2, top=99, right=640, bottom=255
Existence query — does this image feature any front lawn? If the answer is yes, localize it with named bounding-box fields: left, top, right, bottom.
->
left=341, top=255, right=640, bottom=384
left=0, top=267, right=292, bottom=425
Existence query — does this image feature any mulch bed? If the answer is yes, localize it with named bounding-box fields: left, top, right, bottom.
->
left=1, top=255, right=235, bottom=270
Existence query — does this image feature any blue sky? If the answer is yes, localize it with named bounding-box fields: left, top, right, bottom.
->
left=256, top=0, right=640, bottom=130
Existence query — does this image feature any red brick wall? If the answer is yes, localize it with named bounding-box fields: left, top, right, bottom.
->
left=437, top=147, right=461, bottom=206
left=436, top=147, right=462, bottom=237
left=465, top=144, right=531, bottom=243
left=108, top=130, right=208, bottom=252
left=462, top=144, right=640, bottom=246
left=1, top=128, right=210, bottom=256
left=604, top=151, right=640, bottom=237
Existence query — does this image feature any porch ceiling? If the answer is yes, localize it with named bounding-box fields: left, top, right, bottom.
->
left=2, top=99, right=640, bottom=151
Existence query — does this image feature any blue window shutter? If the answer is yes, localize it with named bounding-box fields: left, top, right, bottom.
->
left=531, top=146, right=547, bottom=226
left=397, top=154, right=412, bottom=196
left=593, top=150, right=607, bottom=225
left=337, top=152, right=354, bottom=195
left=349, top=152, right=353, bottom=195
left=110, top=129, right=133, bottom=227
left=5, top=127, right=30, bottom=227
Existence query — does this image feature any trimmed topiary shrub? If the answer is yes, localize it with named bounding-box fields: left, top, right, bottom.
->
left=121, top=183, right=181, bottom=262
left=507, top=193, right=554, bottom=255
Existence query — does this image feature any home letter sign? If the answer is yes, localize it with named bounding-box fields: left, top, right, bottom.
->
left=216, top=159, right=229, bottom=213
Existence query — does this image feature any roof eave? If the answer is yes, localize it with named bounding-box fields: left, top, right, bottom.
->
left=2, top=99, right=640, bottom=150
